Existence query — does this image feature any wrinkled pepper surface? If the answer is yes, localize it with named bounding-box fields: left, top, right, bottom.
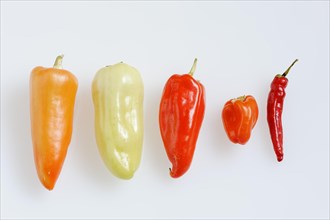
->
left=267, top=59, right=298, bottom=162
left=92, top=62, right=144, bottom=179
left=30, top=55, right=78, bottom=190
left=222, top=95, right=259, bottom=145
left=159, top=59, right=205, bottom=178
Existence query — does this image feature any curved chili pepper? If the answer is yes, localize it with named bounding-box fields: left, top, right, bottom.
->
left=30, top=55, right=78, bottom=190
left=267, top=59, right=298, bottom=162
left=222, top=95, right=259, bottom=145
left=159, top=59, right=205, bottom=178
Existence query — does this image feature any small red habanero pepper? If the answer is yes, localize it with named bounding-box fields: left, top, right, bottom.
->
left=222, top=95, right=259, bottom=145
left=159, top=59, right=205, bottom=178
left=267, top=59, right=298, bottom=162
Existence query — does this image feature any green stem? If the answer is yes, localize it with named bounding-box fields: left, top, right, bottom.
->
left=236, top=95, right=246, bottom=101
left=282, top=59, right=298, bottom=77
left=53, top=54, right=64, bottom=69
left=188, top=58, right=198, bottom=76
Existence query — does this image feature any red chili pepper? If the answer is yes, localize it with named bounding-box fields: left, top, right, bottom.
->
left=267, top=59, right=298, bottom=162
left=159, top=59, right=205, bottom=178
left=222, top=95, right=259, bottom=145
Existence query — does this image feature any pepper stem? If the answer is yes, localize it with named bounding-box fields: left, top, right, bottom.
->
left=237, top=95, right=246, bottom=101
left=188, top=58, right=198, bottom=76
left=282, top=59, right=298, bottom=77
left=53, top=54, right=64, bottom=69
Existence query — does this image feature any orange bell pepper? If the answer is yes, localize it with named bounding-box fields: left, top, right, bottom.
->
left=222, top=95, right=259, bottom=145
left=30, top=55, right=78, bottom=190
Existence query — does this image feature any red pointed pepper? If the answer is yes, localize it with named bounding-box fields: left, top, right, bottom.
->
left=267, top=59, right=298, bottom=162
left=159, top=59, right=205, bottom=178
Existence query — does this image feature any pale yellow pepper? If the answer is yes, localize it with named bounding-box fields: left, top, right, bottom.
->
left=92, top=62, right=144, bottom=179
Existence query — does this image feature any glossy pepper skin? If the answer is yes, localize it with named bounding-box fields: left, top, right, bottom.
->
left=267, top=59, right=298, bottom=162
left=92, top=62, right=144, bottom=179
left=30, top=55, right=78, bottom=190
left=159, top=59, right=205, bottom=178
left=222, top=95, right=259, bottom=145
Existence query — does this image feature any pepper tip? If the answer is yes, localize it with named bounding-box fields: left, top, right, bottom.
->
left=277, top=155, right=283, bottom=162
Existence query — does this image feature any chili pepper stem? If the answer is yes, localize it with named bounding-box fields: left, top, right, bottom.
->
left=188, top=58, right=198, bottom=76
left=282, top=59, right=298, bottom=77
left=53, top=54, right=64, bottom=69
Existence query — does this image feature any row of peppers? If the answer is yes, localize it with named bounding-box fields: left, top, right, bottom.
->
left=30, top=56, right=298, bottom=190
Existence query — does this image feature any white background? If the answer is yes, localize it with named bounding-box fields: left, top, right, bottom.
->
left=1, top=1, right=329, bottom=219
